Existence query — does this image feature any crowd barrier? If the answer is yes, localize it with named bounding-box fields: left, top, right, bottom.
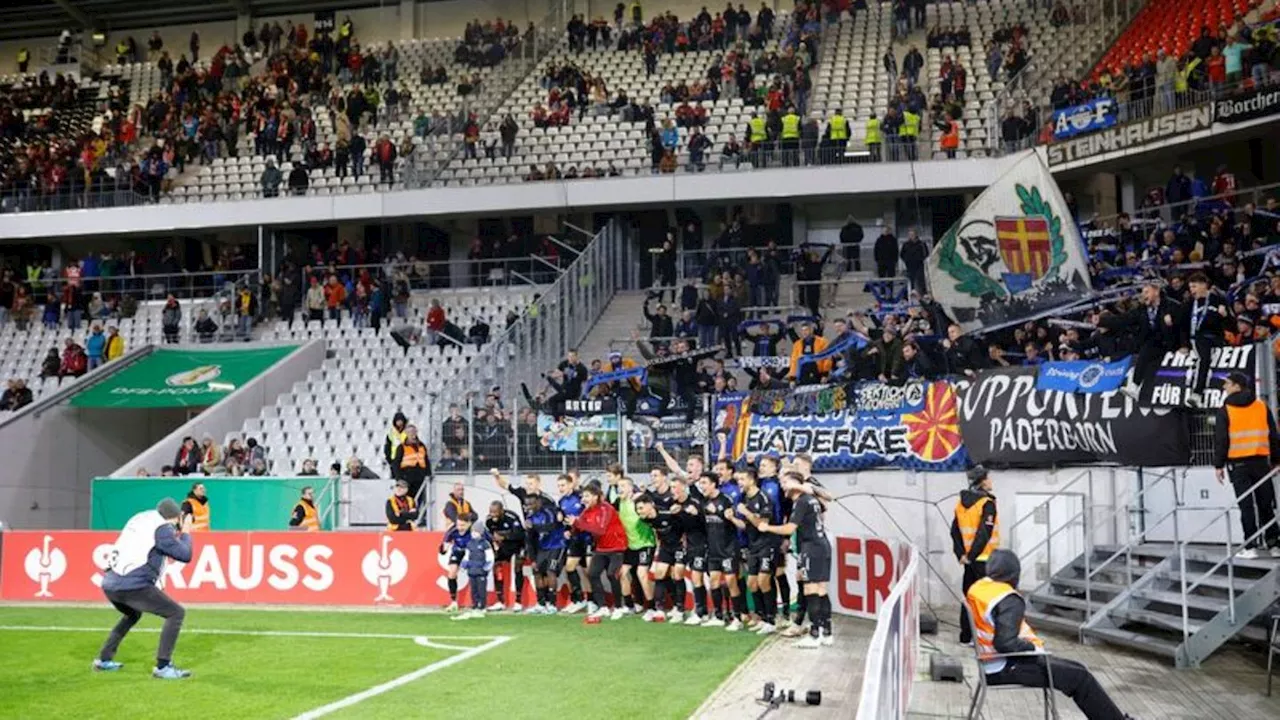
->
left=854, top=541, right=920, bottom=720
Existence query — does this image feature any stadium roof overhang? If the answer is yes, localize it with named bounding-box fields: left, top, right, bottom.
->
left=0, top=0, right=433, bottom=43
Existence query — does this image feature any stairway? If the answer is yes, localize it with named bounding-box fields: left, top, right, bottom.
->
left=574, top=290, right=651, bottom=364
left=1027, top=543, right=1280, bottom=668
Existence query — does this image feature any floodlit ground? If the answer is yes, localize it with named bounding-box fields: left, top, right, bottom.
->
left=0, top=605, right=762, bottom=720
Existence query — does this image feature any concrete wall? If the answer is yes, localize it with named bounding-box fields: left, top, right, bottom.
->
left=112, top=340, right=326, bottom=477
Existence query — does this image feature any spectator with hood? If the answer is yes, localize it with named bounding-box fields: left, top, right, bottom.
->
left=384, top=411, right=409, bottom=480
left=173, top=437, right=200, bottom=475
left=392, top=424, right=432, bottom=501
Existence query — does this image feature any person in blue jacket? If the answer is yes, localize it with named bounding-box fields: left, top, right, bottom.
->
left=93, top=498, right=194, bottom=679
left=527, top=495, right=566, bottom=614
left=85, top=323, right=107, bottom=370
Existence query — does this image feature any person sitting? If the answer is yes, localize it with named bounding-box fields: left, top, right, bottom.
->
left=720, top=133, right=743, bottom=168
left=967, top=550, right=1134, bottom=720
left=40, top=348, right=61, bottom=378
left=59, top=338, right=87, bottom=378
left=1, top=378, right=33, bottom=411
left=194, top=309, right=219, bottom=343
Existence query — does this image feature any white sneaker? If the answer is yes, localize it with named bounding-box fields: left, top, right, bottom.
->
left=702, top=617, right=726, bottom=628
left=668, top=609, right=683, bottom=624
left=542, top=604, right=559, bottom=615
left=585, top=602, right=600, bottom=615
left=683, top=613, right=704, bottom=626
left=794, top=635, right=822, bottom=649
left=1237, top=548, right=1260, bottom=559
left=1270, top=547, right=1280, bottom=558
left=523, top=604, right=543, bottom=615
left=755, top=622, right=776, bottom=635
left=609, top=607, right=626, bottom=621
left=620, top=605, right=636, bottom=615
left=725, top=618, right=742, bottom=632
left=445, top=601, right=458, bottom=612
left=651, top=610, right=667, bottom=623
left=820, top=633, right=835, bottom=647
left=780, top=624, right=807, bottom=638
left=642, top=609, right=656, bottom=622
left=486, top=602, right=505, bottom=611
left=510, top=603, right=523, bottom=612
left=588, top=607, right=610, bottom=620
left=776, top=617, right=792, bottom=629
left=563, top=601, right=585, bottom=614
left=450, top=610, right=473, bottom=621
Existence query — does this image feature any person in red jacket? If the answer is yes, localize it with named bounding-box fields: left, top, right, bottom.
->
left=426, top=299, right=446, bottom=344
left=570, top=483, right=628, bottom=620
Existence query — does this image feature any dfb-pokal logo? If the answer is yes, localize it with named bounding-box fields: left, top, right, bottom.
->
left=23, top=535, right=68, bottom=598
left=361, top=535, right=409, bottom=602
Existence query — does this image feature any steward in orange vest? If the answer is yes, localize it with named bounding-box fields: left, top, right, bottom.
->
left=290, top=485, right=320, bottom=531
left=181, top=483, right=210, bottom=531
left=966, top=550, right=1130, bottom=719
left=386, top=479, right=419, bottom=531
left=952, top=465, right=998, bottom=644
left=392, top=425, right=432, bottom=502
left=1213, top=371, right=1280, bottom=557
left=939, top=118, right=960, bottom=158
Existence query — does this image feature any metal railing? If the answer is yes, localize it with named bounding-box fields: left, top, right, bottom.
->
left=0, top=184, right=152, bottom=215
left=1083, top=180, right=1280, bottom=230
left=6, top=268, right=259, bottom=305
left=1176, top=465, right=1280, bottom=640
left=293, top=255, right=561, bottom=293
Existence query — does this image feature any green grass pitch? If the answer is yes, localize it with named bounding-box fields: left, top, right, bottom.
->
left=0, top=605, right=763, bottom=719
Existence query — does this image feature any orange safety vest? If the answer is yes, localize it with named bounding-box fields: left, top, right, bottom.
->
left=186, top=496, right=210, bottom=531
left=400, top=442, right=427, bottom=469
left=1226, top=399, right=1271, bottom=460
left=294, top=499, right=320, bottom=531
left=940, top=120, right=960, bottom=150
left=966, top=577, right=1044, bottom=674
left=387, top=495, right=418, bottom=531
left=445, top=496, right=472, bottom=524
left=954, top=496, right=999, bottom=561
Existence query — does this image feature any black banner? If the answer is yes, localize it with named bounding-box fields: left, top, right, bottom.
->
left=1046, top=104, right=1213, bottom=165
left=1139, top=344, right=1257, bottom=409
left=1214, top=86, right=1280, bottom=125
left=956, top=367, right=1189, bottom=467
left=314, top=11, right=336, bottom=33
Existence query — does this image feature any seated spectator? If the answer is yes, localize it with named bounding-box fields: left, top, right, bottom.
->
left=173, top=437, right=200, bottom=475
left=298, top=458, right=319, bottom=476
left=40, top=348, right=61, bottom=379
left=688, top=128, right=712, bottom=171
left=60, top=338, right=87, bottom=377
left=1, top=379, right=33, bottom=411
left=199, top=434, right=223, bottom=475
left=346, top=456, right=379, bottom=478
left=720, top=134, right=743, bottom=168
left=225, top=438, right=247, bottom=468
left=261, top=158, right=283, bottom=198
left=194, top=309, right=219, bottom=343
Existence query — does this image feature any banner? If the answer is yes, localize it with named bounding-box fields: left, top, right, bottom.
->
left=854, top=542, right=919, bottom=720
left=732, top=356, right=790, bottom=371
left=715, top=381, right=968, bottom=471
left=1214, top=86, right=1280, bottom=125
left=0, top=531, right=458, bottom=606
left=625, top=415, right=707, bottom=450
left=536, top=413, right=619, bottom=452
left=1035, top=357, right=1130, bottom=394
left=1052, top=97, right=1117, bottom=140
left=1047, top=104, right=1214, bottom=165
left=583, top=366, right=647, bottom=393
left=957, top=366, right=1190, bottom=466
left=313, top=10, right=336, bottom=32
left=92, top=477, right=336, bottom=531
left=69, top=346, right=298, bottom=409
left=926, top=153, right=1093, bottom=333
left=1140, top=344, right=1257, bottom=408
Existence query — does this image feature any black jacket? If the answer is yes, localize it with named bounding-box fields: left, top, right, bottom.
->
left=874, top=232, right=899, bottom=268
left=1102, top=298, right=1181, bottom=353
left=900, top=238, right=928, bottom=271
left=1213, top=388, right=1280, bottom=469
left=1178, top=293, right=1228, bottom=348
left=944, top=335, right=986, bottom=375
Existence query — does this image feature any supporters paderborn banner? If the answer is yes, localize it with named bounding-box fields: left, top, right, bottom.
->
left=926, top=153, right=1093, bottom=333
left=1035, top=357, right=1130, bottom=394
left=1139, top=344, right=1257, bottom=409
left=714, top=381, right=968, bottom=472
left=956, top=366, right=1189, bottom=466
left=1052, top=97, right=1117, bottom=140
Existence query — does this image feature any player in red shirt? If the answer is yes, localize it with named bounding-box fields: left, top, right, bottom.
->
left=570, top=483, right=628, bottom=620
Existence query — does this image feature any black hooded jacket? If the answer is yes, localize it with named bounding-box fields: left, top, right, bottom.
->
left=950, top=487, right=997, bottom=563
left=982, top=550, right=1039, bottom=657
left=383, top=411, right=409, bottom=468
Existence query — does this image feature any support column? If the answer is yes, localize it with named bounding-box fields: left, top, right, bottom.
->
left=1118, top=171, right=1136, bottom=214
left=400, top=0, right=417, bottom=42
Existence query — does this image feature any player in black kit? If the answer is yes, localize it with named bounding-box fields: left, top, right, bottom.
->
left=757, top=471, right=833, bottom=648
left=697, top=474, right=741, bottom=630
left=677, top=476, right=710, bottom=624
left=636, top=492, right=682, bottom=622
left=731, top=468, right=780, bottom=634
left=485, top=501, right=526, bottom=611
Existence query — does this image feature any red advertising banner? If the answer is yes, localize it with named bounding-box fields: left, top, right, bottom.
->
left=0, top=531, right=457, bottom=606
left=832, top=536, right=906, bottom=620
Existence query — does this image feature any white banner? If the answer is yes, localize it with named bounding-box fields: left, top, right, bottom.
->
left=926, top=153, right=1093, bottom=332
left=855, top=542, right=920, bottom=720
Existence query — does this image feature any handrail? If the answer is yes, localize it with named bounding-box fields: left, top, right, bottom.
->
left=314, top=477, right=337, bottom=530
left=1177, top=465, right=1280, bottom=640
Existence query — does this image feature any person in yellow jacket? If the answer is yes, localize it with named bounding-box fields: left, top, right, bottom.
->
left=383, top=411, right=408, bottom=480
left=17, top=47, right=29, bottom=73
left=385, top=479, right=419, bottom=531
left=864, top=114, right=882, bottom=162
left=823, top=108, right=849, bottom=163
left=116, top=39, right=130, bottom=64
left=745, top=110, right=769, bottom=168
left=180, top=482, right=210, bottom=531
left=900, top=109, right=920, bottom=161
left=289, top=485, right=320, bottom=531
left=967, top=550, right=1131, bottom=719
left=1213, top=372, right=1280, bottom=558
left=779, top=105, right=801, bottom=166
left=952, top=465, right=999, bottom=645
left=105, top=325, right=125, bottom=360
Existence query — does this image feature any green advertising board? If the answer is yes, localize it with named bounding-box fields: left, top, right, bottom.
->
left=90, top=477, right=337, bottom=531
left=70, top=346, right=298, bottom=409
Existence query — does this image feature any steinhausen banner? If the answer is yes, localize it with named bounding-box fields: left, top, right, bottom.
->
left=926, top=153, right=1093, bottom=333
left=1046, top=104, right=1214, bottom=165
left=956, top=366, right=1190, bottom=466
left=1140, top=344, right=1257, bottom=408
left=714, top=381, right=969, bottom=472
left=1, top=531, right=457, bottom=606
left=1052, top=97, right=1118, bottom=140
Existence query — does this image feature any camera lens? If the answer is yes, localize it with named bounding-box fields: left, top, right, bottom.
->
left=805, top=690, right=822, bottom=706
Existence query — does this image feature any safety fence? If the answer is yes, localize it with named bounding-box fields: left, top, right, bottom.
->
left=854, top=540, right=920, bottom=720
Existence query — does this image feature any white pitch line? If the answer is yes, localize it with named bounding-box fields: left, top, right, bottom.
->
left=0, top=625, right=495, bottom=652
left=290, top=635, right=513, bottom=720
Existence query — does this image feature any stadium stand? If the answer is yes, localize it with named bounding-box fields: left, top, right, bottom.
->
left=1095, top=0, right=1263, bottom=74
